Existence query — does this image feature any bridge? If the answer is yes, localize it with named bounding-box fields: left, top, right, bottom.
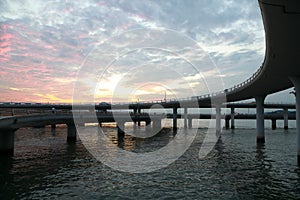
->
left=0, top=102, right=296, bottom=156
left=0, top=112, right=165, bottom=155
left=1, top=0, right=300, bottom=163
left=0, top=102, right=296, bottom=131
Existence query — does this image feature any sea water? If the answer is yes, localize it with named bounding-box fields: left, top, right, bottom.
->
left=1, top=120, right=300, bottom=199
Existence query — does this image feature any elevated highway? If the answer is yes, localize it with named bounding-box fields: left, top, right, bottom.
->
left=0, top=110, right=295, bottom=156
left=0, top=102, right=296, bottom=110
left=224, top=0, right=300, bottom=101
left=0, top=113, right=163, bottom=155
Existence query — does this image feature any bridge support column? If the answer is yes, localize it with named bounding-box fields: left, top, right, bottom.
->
left=153, top=119, right=161, bottom=129
left=289, top=77, right=300, bottom=165
left=215, top=105, right=221, bottom=134
left=145, top=120, right=151, bottom=131
left=146, top=120, right=151, bottom=126
left=67, top=124, right=77, bottom=142
left=184, top=108, right=188, bottom=129
left=137, top=108, right=141, bottom=126
left=225, top=118, right=230, bottom=129
left=133, top=108, right=137, bottom=126
left=271, top=119, right=276, bottom=130
left=117, top=121, right=125, bottom=138
left=283, top=108, right=288, bottom=130
left=0, top=129, right=15, bottom=156
left=173, top=107, right=177, bottom=131
left=255, top=96, right=265, bottom=143
left=188, top=117, right=192, bottom=129
left=231, top=107, right=235, bottom=129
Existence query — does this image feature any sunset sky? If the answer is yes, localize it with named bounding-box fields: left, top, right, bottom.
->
left=0, top=0, right=294, bottom=103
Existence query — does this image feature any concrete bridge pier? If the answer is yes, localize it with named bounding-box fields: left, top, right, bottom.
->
left=145, top=120, right=152, bottom=131
left=255, top=96, right=266, bottom=143
left=215, top=105, right=221, bottom=134
left=290, top=77, right=300, bottom=165
left=137, top=108, right=141, bottom=126
left=145, top=120, right=151, bottom=131
left=117, top=121, right=125, bottom=138
left=145, top=120, right=151, bottom=126
left=0, top=129, right=15, bottom=156
left=67, top=124, right=77, bottom=142
left=153, top=119, right=161, bottom=129
left=188, top=117, right=192, bottom=129
left=231, top=107, right=235, bottom=129
left=225, top=118, right=230, bottom=129
left=133, top=108, right=137, bottom=126
left=184, top=108, right=188, bottom=129
left=173, top=107, right=177, bottom=131
left=271, top=119, right=276, bottom=130
left=283, top=108, right=288, bottom=129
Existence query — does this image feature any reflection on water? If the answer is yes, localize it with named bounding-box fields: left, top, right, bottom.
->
left=113, top=127, right=173, bottom=153
left=78, top=124, right=198, bottom=173
left=1, top=125, right=300, bottom=199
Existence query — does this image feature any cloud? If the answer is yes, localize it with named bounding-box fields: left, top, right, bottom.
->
left=0, top=0, right=269, bottom=103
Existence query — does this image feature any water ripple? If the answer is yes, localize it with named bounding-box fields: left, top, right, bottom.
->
left=1, top=127, right=300, bottom=199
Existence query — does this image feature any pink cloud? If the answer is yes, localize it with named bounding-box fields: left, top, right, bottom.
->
left=0, top=24, right=13, bottom=62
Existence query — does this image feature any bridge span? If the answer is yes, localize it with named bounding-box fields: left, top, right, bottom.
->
left=0, top=102, right=296, bottom=132
left=0, top=110, right=296, bottom=156
left=0, top=113, right=165, bottom=155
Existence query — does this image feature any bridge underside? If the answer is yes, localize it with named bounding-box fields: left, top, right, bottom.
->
left=225, top=0, right=300, bottom=102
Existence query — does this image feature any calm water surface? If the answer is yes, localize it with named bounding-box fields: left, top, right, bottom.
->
left=1, top=123, right=300, bottom=199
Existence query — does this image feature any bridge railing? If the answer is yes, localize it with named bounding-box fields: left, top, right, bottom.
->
left=165, top=64, right=265, bottom=103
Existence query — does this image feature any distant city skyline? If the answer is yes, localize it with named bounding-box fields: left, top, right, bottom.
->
left=0, top=0, right=295, bottom=103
